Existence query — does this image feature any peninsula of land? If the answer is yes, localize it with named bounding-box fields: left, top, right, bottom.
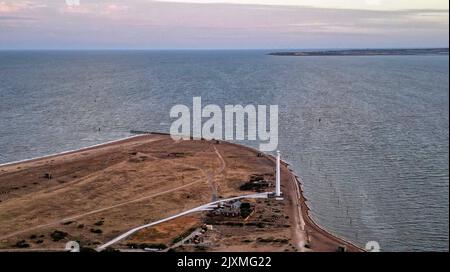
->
left=0, top=134, right=361, bottom=252
left=269, top=48, right=449, bottom=57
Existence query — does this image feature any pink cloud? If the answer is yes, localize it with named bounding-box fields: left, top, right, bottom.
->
left=104, top=4, right=129, bottom=13
left=0, top=1, right=46, bottom=13
left=1, top=0, right=447, bottom=49
left=0, top=1, right=25, bottom=13
left=59, top=3, right=129, bottom=17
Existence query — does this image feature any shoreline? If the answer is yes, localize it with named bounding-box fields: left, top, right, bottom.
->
left=269, top=48, right=449, bottom=57
left=224, top=141, right=363, bottom=251
left=0, top=135, right=144, bottom=168
left=0, top=133, right=363, bottom=252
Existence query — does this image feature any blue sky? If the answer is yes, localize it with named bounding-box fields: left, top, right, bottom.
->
left=0, top=0, right=448, bottom=49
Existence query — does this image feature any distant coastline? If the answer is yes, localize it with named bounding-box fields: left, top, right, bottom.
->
left=269, top=48, right=449, bottom=57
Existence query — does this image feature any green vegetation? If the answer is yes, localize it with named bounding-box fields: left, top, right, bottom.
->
left=15, top=240, right=30, bottom=248
left=94, top=220, right=104, bottom=226
left=80, top=246, right=98, bottom=252
left=126, top=243, right=167, bottom=250
left=240, top=202, right=253, bottom=218
left=239, top=175, right=269, bottom=191
left=172, top=227, right=197, bottom=244
left=257, top=237, right=289, bottom=244
left=102, top=247, right=119, bottom=252
left=90, top=228, right=103, bottom=234
left=50, top=230, right=68, bottom=241
left=224, top=222, right=244, bottom=227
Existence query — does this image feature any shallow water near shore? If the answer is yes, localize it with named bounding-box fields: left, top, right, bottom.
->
left=0, top=50, right=448, bottom=251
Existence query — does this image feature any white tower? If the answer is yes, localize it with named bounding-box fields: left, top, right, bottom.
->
left=275, top=150, right=281, bottom=197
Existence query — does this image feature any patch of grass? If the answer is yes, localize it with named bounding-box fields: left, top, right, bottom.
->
left=15, top=240, right=30, bottom=248
left=127, top=243, right=167, bottom=250
left=240, top=202, right=253, bottom=218
left=50, top=230, right=68, bottom=242
left=103, top=247, right=119, bottom=252
left=195, top=245, right=207, bottom=251
left=94, top=220, right=104, bottom=226
left=256, top=237, right=289, bottom=244
left=249, top=175, right=264, bottom=182
left=80, top=246, right=97, bottom=252
left=90, top=228, right=103, bottom=234
left=172, top=227, right=197, bottom=244
left=257, top=237, right=273, bottom=243
left=43, top=173, right=52, bottom=179
left=224, top=222, right=244, bottom=227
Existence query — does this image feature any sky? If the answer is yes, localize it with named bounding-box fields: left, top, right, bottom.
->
left=0, top=0, right=448, bottom=49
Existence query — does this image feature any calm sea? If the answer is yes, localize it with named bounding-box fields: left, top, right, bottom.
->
left=0, top=50, right=448, bottom=251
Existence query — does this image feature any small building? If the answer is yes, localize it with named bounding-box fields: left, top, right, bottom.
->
left=231, top=200, right=242, bottom=210
left=212, top=200, right=242, bottom=217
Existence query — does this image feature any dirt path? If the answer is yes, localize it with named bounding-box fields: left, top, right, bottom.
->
left=213, top=145, right=227, bottom=173
left=0, top=150, right=214, bottom=240
left=0, top=178, right=206, bottom=241
left=0, top=134, right=363, bottom=251
left=97, top=192, right=270, bottom=250
left=282, top=165, right=308, bottom=252
left=262, top=154, right=307, bottom=252
left=208, top=145, right=226, bottom=201
left=0, top=142, right=227, bottom=242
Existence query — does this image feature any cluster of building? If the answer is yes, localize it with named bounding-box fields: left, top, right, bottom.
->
left=186, top=224, right=213, bottom=245
left=211, top=200, right=243, bottom=217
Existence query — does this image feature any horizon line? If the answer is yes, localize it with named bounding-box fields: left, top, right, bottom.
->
left=0, top=47, right=449, bottom=51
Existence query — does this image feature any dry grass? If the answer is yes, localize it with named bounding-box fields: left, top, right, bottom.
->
left=0, top=135, right=360, bottom=252
left=0, top=135, right=280, bottom=251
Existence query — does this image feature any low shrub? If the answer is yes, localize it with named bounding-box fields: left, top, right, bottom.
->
left=94, top=220, right=104, bottom=226
left=15, top=240, right=30, bottom=248
left=90, top=228, right=103, bottom=234
left=172, top=227, right=197, bottom=244
left=50, top=230, right=68, bottom=241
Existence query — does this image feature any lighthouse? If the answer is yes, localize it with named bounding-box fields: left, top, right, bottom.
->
left=275, top=150, right=281, bottom=197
